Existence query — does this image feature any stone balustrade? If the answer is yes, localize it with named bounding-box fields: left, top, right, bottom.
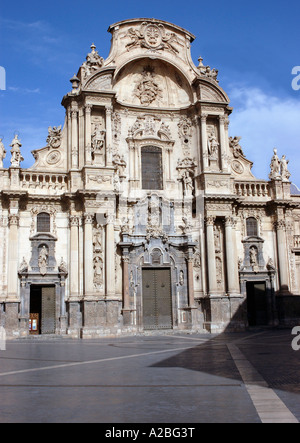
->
left=294, top=235, right=300, bottom=249
left=235, top=181, right=270, bottom=198
left=20, top=171, right=68, bottom=192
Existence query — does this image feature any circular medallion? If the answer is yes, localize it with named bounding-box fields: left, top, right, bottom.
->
left=144, top=24, right=162, bottom=49
left=47, top=150, right=61, bottom=165
left=231, top=160, right=244, bottom=174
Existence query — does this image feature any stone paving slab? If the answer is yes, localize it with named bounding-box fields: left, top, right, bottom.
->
left=0, top=330, right=299, bottom=423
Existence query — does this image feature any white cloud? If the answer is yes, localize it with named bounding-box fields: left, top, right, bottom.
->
left=8, top=86, right=40, bottom=94
left=227, top=86, right=300, bottom=183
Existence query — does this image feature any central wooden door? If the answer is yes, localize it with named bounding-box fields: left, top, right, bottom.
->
left=142, top=268, right=172, bottom=330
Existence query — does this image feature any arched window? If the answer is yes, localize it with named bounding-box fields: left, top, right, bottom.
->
left=37, top=212, right=51, bottom=233
left=246, top=217, right=258, bottom=237
left=141, top=146, right=163, bottom=190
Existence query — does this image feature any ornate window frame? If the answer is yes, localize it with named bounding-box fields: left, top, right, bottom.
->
left=30, top=205, right=57, bottom=238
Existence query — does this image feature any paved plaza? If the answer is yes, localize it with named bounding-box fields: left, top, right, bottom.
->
left=0, top=329, right=300, bottom=423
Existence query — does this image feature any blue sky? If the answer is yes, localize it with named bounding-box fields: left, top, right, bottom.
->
left=0, top=0, right=299, bottom=182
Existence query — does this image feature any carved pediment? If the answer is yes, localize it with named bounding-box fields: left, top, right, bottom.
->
left=200, top=84, right=227, bottom=102
left=85, top=73, right=113, bottom=91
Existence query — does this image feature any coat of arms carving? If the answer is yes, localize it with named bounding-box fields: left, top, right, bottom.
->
left=134, top=66, right=163, bottom=106
left=126, top=22, right=179, bottom=54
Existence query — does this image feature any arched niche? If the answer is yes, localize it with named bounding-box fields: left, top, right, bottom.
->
left=113, top=58, right=193, bottom=108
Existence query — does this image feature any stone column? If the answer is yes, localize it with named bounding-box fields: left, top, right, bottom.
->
left=201, top=114, right=209, bottom=171
left=84, top=213, right=94, bottom=297
left=7, top=214, right=19, bottom=300
left=105, top=105, right=113, bottom=166
left=225, top=216, right=240, bottom=295
left=187, top=252, right=195, bottom=307
left=206, top=215, right=218, bottom=295
left=106, top=214, right=115, bottom=298
left=122, top=254, right=130, bottom=311
left=71, top=110, right=78, bottom=169
left=276, top=220, right=289, bottom=293
left=218, top=115, right=227, bottom=172
left=85, top=104, right=92, bottom=165
left=69, top=215, right=80, bottom=298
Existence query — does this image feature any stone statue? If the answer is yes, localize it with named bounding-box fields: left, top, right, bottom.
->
left=92, top=125, right=105, bottom=151
left=0, top=138, right=6, bottom=168
left=207, top=130, right=219, bottom=160
left=58, top=257, right=68, bottom=274
left=10, top=134, right=24, bottom=167
left=250, top=246, right=258, bottom=269
left=113, top=153, right=127, bottom=178
left=38, top=245, right=48, bottom=275
left=266, top=258, right=276, bottom=271
left=197, top=57, right=219, bottom=82
left=280, top=155, right=291, bottom=182
left=46, top=126, right=62, bottom=149
left=182, top=171, right=194, bottom=195
left=93, top=256, right=103, bottom=286
left=229, top=136, right=245, bottom=158
left=269, top=148, right=281, bottom=179
left=19, top=257, right=28, bottom=273
left=81, top=44, right=104, bottom=79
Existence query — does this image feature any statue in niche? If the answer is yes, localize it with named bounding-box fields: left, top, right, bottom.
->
left=91, top=124, right=106, bottom=164
left=249, top=246, right=258, bottom=270
left=182, top=171, right=194, bottom=195
left=0, top=137, right=6, bottom=168
left=93, top=229, right=102, bottom=253
left=269, top=148, right=281, bottom=179
left=207, top=129, right=219, bottom=161
left=214, top=225, right=221, bottom=253
left=10, top=134, right=24, bottom=167
left=93, top=256, right=103, bottom=287
left=38, top=245, right=48, bottom=276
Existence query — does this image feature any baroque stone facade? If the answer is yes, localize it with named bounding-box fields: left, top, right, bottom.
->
left=1, top=18, right=300, bottom=338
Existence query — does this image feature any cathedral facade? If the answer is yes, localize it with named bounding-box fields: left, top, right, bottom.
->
left=1, top=18, right=300, bottom=338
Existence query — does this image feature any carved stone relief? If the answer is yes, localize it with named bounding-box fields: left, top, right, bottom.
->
left=93, top=225, right=104, bottom=290
left=133, top=66, right=163, bottom=106
left=126, top=22, right=179, bottom=54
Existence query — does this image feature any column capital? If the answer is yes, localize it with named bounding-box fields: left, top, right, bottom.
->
left=205, top=215, right=216, bottom=226
left=225, top=215, right=235, bottom=227
left=8, top=214, right=19, bottom=227
left=105, top=105, right=113, bottom=115
left=275, top=219, right=286, bottom=230
left=69, top=215, right=80, bottom=227
left=83, top=213, right=95, bottom=224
